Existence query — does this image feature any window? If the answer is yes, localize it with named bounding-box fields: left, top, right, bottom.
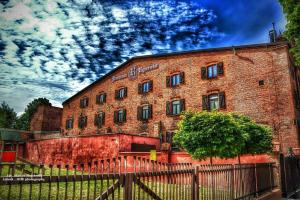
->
left=201, top=62, right=224, bottom=79
left=207, top=64, right=217, bottom=78
left=65, top=118, right=73, bottom=129
left=137, top=105, right=153, bottom=121
left=138, top=81, right=153, bottom=94
left=208, top=94, right=219, bottom=110
left=202, top=92, right=226, bottom=111
left=94, top=112, right=105, bottom=127
left=96, top=93, right=106, bottom=104
left=172, top=100, right=181, bottom=115
left=115, top=87, right=127, bottom=100
left=80, top=97, right=89, bottom=108
left=171, top=74, right=181, bottom=86
left=166, top=72, right=185, bottom=87
left=166, top=99, right=185, bottom=116
left=78, top=115, right=87, bottom=129
left=114, top=109, right=126, bottom=123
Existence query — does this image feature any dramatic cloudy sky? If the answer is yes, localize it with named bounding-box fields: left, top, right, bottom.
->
left=0, top=0, right=286, bottom=114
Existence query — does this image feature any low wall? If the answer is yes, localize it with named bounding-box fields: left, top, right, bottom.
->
left=25, top=134, right=160, bottom=166
left=171, top=152, right=276, bottom=164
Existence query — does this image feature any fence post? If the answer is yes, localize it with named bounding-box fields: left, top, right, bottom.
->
left=230, top=165, right=234, bottom=199
left=254, top=163, right=259, bottom=198
left=279, top=153, right=287, bottom=197
left=124, top=173, right=133, bottom=200
left=192, top=165, right=199, bottom=200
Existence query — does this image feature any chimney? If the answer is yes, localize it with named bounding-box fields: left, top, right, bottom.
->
left=269, top=22, right=277, bottom=43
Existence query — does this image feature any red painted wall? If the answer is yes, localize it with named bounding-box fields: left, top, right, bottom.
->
left=170, top=152, right=276, bottom=164
left=25, top=134, right=160, bottom=166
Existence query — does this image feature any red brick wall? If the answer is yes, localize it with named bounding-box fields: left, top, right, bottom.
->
left=25, top=134, right=160, bottom=166
left=61, top=43, right=300, bottom=153
left=30, top=105, right=63, bottom=132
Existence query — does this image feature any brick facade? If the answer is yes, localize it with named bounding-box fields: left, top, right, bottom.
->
left=61, top=42, right=300, bottom=153
left=30, top=105, right=62, bottom=132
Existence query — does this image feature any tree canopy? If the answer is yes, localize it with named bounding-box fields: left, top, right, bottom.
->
left=0, top=102, right=17, bottom=129
left=279, top=0, right=300, bottom=65
left=173, top=111, right=272, bottom=161
left=15, top=98, right=51, bottom=130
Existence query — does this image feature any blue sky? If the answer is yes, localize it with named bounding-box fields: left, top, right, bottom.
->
left=0, top=0, right=286, bottom=114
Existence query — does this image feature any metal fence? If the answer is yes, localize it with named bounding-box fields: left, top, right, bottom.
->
left=0, top=156, right=277, bottom=200
left=280, top=153, right=300, bottom=198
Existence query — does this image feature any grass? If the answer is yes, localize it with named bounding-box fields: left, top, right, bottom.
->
left=0, top=164, right=232, bottom=200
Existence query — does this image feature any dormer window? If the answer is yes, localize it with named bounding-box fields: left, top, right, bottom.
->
left=80, top=97, right=89, bottom=108
left=115, top=87, right=127, bottom=100
left=96, top=93, right=106, bottom=104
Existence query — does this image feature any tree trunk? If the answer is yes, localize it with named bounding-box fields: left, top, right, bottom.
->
left=238, top=154, right=241, bottom=164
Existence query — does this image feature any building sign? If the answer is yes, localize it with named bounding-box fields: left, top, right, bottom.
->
left=112, top=64, right=159, bottom=82
left=150, top=150, right=157, bottom=161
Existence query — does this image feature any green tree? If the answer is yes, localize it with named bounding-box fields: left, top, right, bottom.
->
left=173, top=111, right=272, bottom=163
left=0, top=102, right=17, bottom=129
left=279, top=0, right=300, bottom=65
left=15, top=98, right=51, bottom=130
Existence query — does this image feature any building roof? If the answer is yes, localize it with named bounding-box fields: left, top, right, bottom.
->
left=62, top=41, right=289, bottom=105
left=0, top=129, right=23, bottom=142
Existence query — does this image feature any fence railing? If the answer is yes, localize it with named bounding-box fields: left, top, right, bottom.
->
left=0, top=156, right=277, bottom=200
left=280, top=153, right=300, bottom=198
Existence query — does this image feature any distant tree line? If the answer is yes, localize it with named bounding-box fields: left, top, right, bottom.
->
left=279, top=0, right=300, bottom=66
left=0, top=98, right=51, bottom=130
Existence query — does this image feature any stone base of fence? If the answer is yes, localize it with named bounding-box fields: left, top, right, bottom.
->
left=256, top=189, right=281, bottom=200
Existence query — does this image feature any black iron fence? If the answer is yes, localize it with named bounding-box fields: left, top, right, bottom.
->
left=280, top=153, right=300, bottom=198
left=0, top=157, right=277, bottom=200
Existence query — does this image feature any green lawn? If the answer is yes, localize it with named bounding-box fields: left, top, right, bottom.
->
left=0, top=165, right=231, bottom=200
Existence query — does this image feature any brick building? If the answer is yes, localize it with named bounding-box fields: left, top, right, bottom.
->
left=30, top=105, right=62, bottom=132
left=61, top=42, right=300, bottom=153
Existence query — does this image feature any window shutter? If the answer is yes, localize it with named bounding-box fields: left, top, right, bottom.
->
left=124, top=87, right=127, bottom=97
left=138, top=83, right=142, bottom=94
left=180, top=72, right=185, bottom=84
left=137, top=106, right=142, bottom=120
left=65, top=120, right=68, bottom=129
left=217, top=62, right=224, bottom=75
left=103, top=93, right=106, bottom=103
left=80, top=99, right=83, bottom=108
left=86, top=98, right=89, bottom=107
left=71, top=119, right=73, bottom=128
left=201, top=67, right=207, bottom=80
left=84, top=116, right=87, bottom=127
left=78, top=117, right=81, bottom=128
left=94, top=114, right=98, bottom=126
left=123, top=109, right=127, bottom=122
left=115, top=90, right=119, bottom=100
left=202, top=95, right=208, bottom=110
left=114, top=111, right=118, bottom=123
left=166, top=76, right=171, bottom=87
left=166, top=101, right=171, bottom=115
left=149, top=80, right=153, bottom=91
left=180, top=99, right=185, bottom=112
left=219, top=92, right=226, bottom=109
left=96, top=95, right=100, bottom=104
left=149, top=104, right=153, bottom=119
left=101, top=112, right=105, bottom=125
